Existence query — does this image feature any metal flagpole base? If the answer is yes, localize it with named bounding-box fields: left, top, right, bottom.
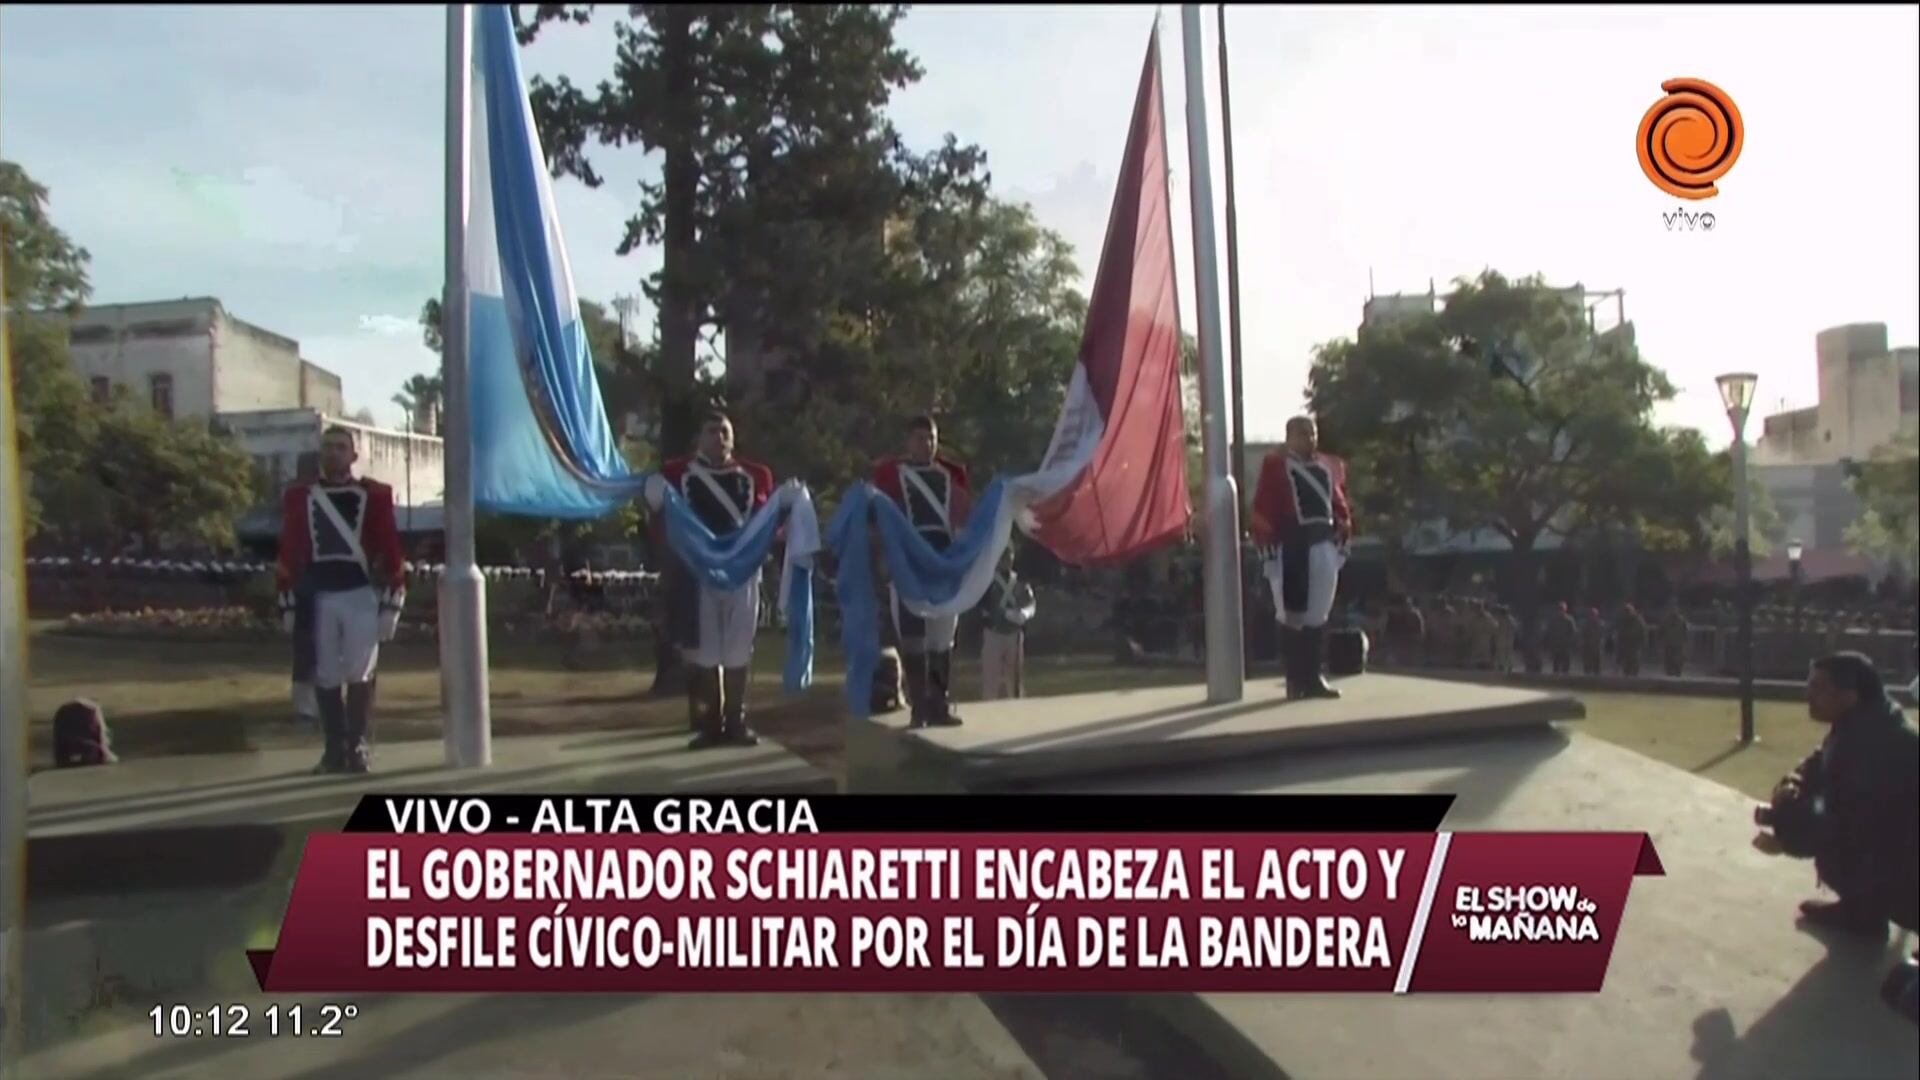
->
left=1203, top=476, right=1245, bottom=705
left=439, top=566, right=492, bottom=768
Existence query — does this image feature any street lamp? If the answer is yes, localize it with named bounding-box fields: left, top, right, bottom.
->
left=1717, top=372, right=1759, bottom=744
left=1786, top=537, right=1805, bottom=624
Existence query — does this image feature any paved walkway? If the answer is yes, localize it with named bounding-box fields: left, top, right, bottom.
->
left=1062, top=727, right=1920, bottom=1080
left=18, top=991, right=1046, bottom=1080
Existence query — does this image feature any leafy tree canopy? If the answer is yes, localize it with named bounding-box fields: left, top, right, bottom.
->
left=1844, top=432, right=1920, bottom=578
left=1306, top=271, right=1732, bottom=599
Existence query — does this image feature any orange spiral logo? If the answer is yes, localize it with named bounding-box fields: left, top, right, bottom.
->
left=1637, top=78, right=1744, bottom=200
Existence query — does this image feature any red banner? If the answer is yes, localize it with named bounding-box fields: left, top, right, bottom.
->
left=1024, top=27, right=1192, bottom=565
left=249, top=832, right=1662, bottom=994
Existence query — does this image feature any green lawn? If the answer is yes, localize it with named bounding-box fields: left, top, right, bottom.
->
left=24, top=621, right=848, bottom=773
left=26, top=623, right=1825, bottom=802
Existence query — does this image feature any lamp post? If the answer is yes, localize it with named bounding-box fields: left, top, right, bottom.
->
left=1786, top=537, right=1804, bottom=623
left=1717, top=372, right=1758, bottom=745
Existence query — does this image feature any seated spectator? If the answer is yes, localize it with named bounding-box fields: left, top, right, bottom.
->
left=1753, top=652, right=1918, bottom=989
left=53, top=699, right=117, bottom=767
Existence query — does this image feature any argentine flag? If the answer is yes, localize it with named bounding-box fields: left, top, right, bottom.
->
left=467, top=5, right=636, bottom=517
left=458, top=6, right=819, bottom=689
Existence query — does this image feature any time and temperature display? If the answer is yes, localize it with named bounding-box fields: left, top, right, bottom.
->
left=150, top=1003, right=360, bottom=1039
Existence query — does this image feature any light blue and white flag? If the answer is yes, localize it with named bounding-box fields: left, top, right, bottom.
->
left=825, top=479, right=1024, bottom=717
left=468, top=4, right=635, bottom=518
left=462, top=6, right=819, bottom=690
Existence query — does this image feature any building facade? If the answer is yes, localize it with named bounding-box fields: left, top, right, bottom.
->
left=67, top=298, right=346, bottom=420
left=66, top=298, right=445, bottom=541
left=1755, top=323, right=1919, bottom=467
left=1751, top=322, right=1918, bottom=561
left=219, top=408, right=445, bottom=511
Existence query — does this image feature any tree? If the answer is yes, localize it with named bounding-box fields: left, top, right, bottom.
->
left=1306, top=271, right=1728, bottom=618
left=393, top=372, right=445, bottom=434
left=1, top=161, right=91, bottom=315
left=5, top=160, right=260, bottom=554
left=1844, top=432, right=1920, bottom=579
left=1702, top=470, right=1786, bottom=560
left=5, top=159, right=98, bottom=542
left=723, top=195, right=1088, bottom=494
left=75, top=405, right=257, bottom=554
left=515, top=4, right=966, bottom=470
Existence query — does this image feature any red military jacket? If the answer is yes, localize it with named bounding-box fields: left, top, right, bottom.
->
left=1250, top=450, right=1353, bottom=546
left=276, top=476, right=406, bottom=603
left=873, top=455, right=972, bottom=537
left=659, top=454, right=774, bottom=537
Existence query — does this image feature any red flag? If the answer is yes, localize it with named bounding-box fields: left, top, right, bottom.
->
left=1023, top=27, right=1190, bottom=565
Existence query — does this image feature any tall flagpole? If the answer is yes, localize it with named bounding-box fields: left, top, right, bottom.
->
left=441, top=2, right=492, bottom=768
left=1217, top=5, right=1247, bottom=514
left=0, top=252, right=28, bottom=1077
left=1180, top=4, right=1245, bottom=703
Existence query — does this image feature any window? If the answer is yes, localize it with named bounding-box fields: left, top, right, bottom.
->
left=149, top=373, right=174, bottom=419
left=90, top=376, right=111, bottom=404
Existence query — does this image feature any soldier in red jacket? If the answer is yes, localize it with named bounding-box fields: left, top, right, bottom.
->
left=657, top=410, right=774, bottom=749
left=873, top=414, right=972, bottom=727
left=1250, top=415, right=1353, bottom=700
left=277, top=425, right=406, bottom=773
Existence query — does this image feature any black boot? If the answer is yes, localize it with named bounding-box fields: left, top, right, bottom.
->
left=313, top=686, right=347, bottom=774
left=905, top=653, right=933, bottom=729
left=344, top=681, right=376, bottom=773
left=721, top=667, right=760, bottom=747
left=1281, top=626, right=1305, bottom=699
left=687, top=667, right=727, bottom=750
left=927, top=651, right=962, bottom=727
left=685, top=663, right=705, bottom=733
left=1300, top=626, right=1341, bottom=699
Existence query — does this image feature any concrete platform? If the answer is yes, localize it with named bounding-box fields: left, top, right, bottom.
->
left=27, top=731, right=836, bottom=899
left=1062, top=729, right=1920, bottom=1080
left=865, top=673, right=1583, bottom=787
left=30, top=729, right=835, bottom=839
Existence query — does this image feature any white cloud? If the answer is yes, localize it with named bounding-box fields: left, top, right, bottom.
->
left=357, top=314, right=418, bottom=337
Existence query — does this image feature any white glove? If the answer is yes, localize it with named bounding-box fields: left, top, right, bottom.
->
left=378, top=587, right=406, bottom=642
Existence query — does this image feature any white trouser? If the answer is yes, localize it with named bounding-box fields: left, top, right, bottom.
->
left=891, top=586, right=958, bottom=655
left=980, top=629, right=1024, bottom=700
left=313, top=587, right=381, bottom=688
left=1267, top=540, right=1343, bottom=629
left=691, top=572, right=761, bottom=669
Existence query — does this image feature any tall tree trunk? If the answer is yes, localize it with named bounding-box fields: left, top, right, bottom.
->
left=647, top=6, right=699, bottom=699
left=1507, top=531, right=1543, bottom=669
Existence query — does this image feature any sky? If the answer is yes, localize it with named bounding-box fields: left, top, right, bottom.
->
left=4, top=4, right=1916, bottom=442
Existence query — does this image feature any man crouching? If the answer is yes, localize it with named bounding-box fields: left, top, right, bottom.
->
left=1753, top=652, right=1918, bottom=1019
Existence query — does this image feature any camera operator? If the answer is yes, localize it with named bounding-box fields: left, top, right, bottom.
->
left=1753, top=651, right=1918, bottom=1021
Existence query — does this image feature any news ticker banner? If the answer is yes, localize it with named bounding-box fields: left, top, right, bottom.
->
left=249, top=795, right=1664, bottom=995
